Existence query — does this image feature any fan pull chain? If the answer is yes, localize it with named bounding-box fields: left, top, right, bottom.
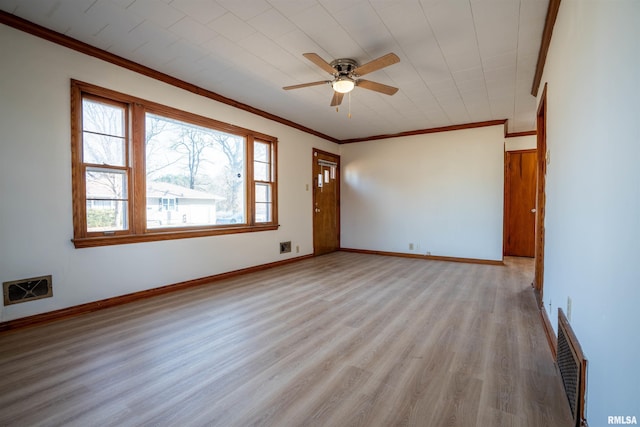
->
left=333, top=92, right=353, bottom=118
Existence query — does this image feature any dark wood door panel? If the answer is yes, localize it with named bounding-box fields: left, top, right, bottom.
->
left=505, top=150, right=537, bottom=257
left=313, top=149, right=340, bottom=255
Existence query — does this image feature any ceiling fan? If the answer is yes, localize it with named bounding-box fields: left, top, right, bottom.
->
left=283, top=52, right=400, bottom=107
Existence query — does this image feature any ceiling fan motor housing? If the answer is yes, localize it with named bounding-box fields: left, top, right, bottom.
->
left=330, top=58, right=359, bottom=77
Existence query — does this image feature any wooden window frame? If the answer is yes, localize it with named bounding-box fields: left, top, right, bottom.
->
left=71, top=80, right=278, bottom=248
left=253, top=139, right=276, bottom=223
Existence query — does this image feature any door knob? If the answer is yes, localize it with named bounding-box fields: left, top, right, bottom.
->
left=531, top=208, right=536, bottom=213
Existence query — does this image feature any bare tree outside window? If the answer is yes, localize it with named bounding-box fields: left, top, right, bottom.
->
left=145, top=114, right=245, bottom=228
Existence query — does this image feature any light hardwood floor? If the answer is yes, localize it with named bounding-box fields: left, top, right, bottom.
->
left=0, top=252, right=572, bottom=427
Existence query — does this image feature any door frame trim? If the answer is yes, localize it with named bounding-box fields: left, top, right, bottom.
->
left=534, top=83, right=548, bottom=307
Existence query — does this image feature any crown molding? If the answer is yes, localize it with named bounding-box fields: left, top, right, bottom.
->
left=2, top=11, right=520, bottom=145
left=339, top=120, right=507, bottom=144
left=531, top=0, right=562, bottom=96
left=0, top=11, right=340, bottom=144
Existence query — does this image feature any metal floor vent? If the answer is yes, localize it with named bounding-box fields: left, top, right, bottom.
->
left=3, top=275, right=53, bottom=306
left=557, top=308, right=588, bottom=427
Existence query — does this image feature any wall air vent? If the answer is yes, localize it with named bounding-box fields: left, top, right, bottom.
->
left=280, top=241, right=292, bottom=254
left=3, top=275, right=53, bottom=306
left=557, top=308, right=588, bottom=427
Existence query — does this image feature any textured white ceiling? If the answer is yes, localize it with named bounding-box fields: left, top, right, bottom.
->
left=0, top=0, right=548, bottom=140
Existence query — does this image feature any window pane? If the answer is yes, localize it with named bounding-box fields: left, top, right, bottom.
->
left=254, top=141, right=271, bottom=181
left=145, top=113, right=246, bottom=228
left=86, top=168, right=127, bottom=199
left=254, top=141, right=269, bottom=162
left=83, top=132, right=126, bottom=166
left=86, top=200, right=127, bottom=232
left=256, top=182, right=271, bottom=223
left=255, top=182, right=271, bottom=203
left=82, top=99, right=124, bottom=136
left=255, top=203, right=271, bottom=223
left=254, top=161, right=270, bottom=181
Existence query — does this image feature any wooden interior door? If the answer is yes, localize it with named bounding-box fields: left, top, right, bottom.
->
left=505, top=149, right=537, bottom=257
left=534, top=84, right=548, bottom=307
left=313, top=149, right=340, bottom=255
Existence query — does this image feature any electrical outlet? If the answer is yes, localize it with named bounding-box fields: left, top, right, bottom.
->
left=409, top=243, right=414, bottom=250
left=296, top=245, right=300, bottom=253
left=426, top=251, right=431, bottom=256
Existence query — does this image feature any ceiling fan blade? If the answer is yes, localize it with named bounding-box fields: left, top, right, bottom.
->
left=353, top=53, right=400, bottom=76
left=283, top=80, right=330, bottom=90
left=303, top=53, right=337, bottom=75
left=330, top=91, right=344, bottom=106
left=356, top=79, right=399, bottom=95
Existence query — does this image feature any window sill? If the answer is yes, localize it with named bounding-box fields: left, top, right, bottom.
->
left=72, top=224, right=279, bottom=248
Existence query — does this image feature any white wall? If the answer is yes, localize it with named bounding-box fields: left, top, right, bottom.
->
left=505, top=135, right=536, bottom=151
left=340, top=125, right=504, bottom=261
left=538, top=0, right=640, bottom=423
left=0, top=24, right=337, bottom=322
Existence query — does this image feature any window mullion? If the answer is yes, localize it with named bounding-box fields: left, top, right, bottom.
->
left=246, top=134, right=255, bottom=225
left=130, top=103, right=146, bottom=234
left=71, top=84, right=87, bottom=239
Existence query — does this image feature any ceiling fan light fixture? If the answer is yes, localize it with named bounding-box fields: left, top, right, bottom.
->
left=332, top=77, right=355, bottom=94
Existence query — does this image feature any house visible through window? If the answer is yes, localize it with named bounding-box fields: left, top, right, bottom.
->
left=161, top=198, right=177, bottom=212
left=144, top=112, right=245, bottom=229
left=71, top=80, right=278, bottom=248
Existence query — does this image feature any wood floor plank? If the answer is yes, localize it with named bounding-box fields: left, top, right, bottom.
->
left=0, top=252, right=573, bottom=426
